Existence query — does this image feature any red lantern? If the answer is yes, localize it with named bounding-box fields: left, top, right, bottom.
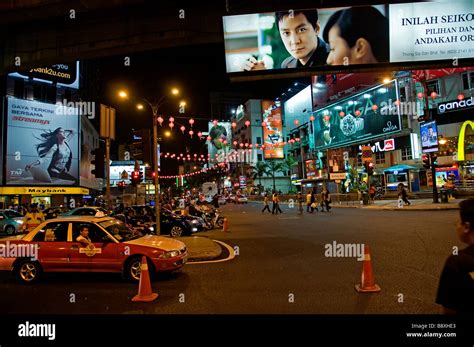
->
left=169, top=116, right=175, bottom=123
left=262, top=121, right=267, bottom=127
left=394, top=100, right=401, bottom=106
left=231, top=122, right=237, bottom=128
left=239, top=143, right=244, bottom=148
left=223, top=140, right=227, bottom=145
left=180, top=125, right=185, bottom=133
left=294, top=119, right=300, bottom=126
left=207, top=135, right=212, bottom=141
left=309, top=115, right=315, bottom=122
left=157, top=116, right=164, bottom=126
left=233, top=140, right=238, bottom=146
left=458, top=94, right=465, bottom=100
left=430, top=91, right=437, bottom=99
left=245, top=120, right=250, bottom=127
left=339, top=111, right=345, bottom=117
left=249, top=144, right=253, bottom=148
left=371, top=104, right=378, bottom=112
left=355, top=110, right=361, bottom=117
left=213, top=120, right=218, bottom=126
left=296, top=138, right=300, bottom=142
left=245, top=143, right=249, bottom=147
left=323, top=115, right=330, bottom=122
left=189, top=118, right=195, bottom=126
left=197, top=131, right=202, bottom=137
left=189, top=130, right=194, bottom=137
left=169, top=122, right=174, bottom=129
left=417, top=92, right=424, bottom=99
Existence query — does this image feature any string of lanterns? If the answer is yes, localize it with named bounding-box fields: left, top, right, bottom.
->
left=159, top=163, right=227, bottom=179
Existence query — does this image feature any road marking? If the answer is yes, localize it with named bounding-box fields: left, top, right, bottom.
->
left=277, top=216, right=300, bottom=220
left=186, top=240, right=235, bottom=265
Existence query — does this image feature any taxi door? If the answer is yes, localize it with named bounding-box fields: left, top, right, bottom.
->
left=67, top=222, right=120, bottom=272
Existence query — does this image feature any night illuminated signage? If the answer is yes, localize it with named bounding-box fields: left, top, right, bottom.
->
left=262, top=101, right=284, bottom=159
left=437, top=97, right=474, bottom=114
left=457, top=120, right=474, bottom=161
left=9, top=61, right=80, bottom=89
left=421, top=120, right=439, bottom=153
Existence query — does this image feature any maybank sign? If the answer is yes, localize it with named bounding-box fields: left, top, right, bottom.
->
left=0, top=187, right=89, bottom=195
left=457, top=120, right=474, bottom=161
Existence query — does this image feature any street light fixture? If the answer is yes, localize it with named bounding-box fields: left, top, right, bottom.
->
left=121, top=87, right=180, bottom=233
left=118, top=90, right=128, bottom=99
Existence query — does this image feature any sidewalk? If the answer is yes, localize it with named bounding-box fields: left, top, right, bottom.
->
left=176, top=236, right=222, bottom=261
left=335, top=198, right=462, bottom=211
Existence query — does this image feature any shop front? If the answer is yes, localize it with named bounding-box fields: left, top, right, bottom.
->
left=0, top=187, right=90, bottom=210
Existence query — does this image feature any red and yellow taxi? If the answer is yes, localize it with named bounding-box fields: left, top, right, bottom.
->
left=0, top=216, right=188, bottom=283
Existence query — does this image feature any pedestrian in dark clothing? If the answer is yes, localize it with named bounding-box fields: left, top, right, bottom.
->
left=262, top=193, right=271, bottom=213
left=436, top=198, right=474, bottom=313
left=398, top=183, right=411, bottom=205
left=322, top=188, right=331, bottom=211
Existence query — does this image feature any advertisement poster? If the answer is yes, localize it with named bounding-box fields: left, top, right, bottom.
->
left=313, top=80, right=401, bottom=150
left=390, top=1, right=474, bottom=62
left=223, top=1, right=473, bottom=74
left=208, top=122, right=232, bottom=163
left=261, top=101, right=284, bottom=159
left=8, top=61, right=80, bottom=89
left=420, top=120, right=439, bottom=153
left=80, top=116, right=101, bottom=190
left=6, top=97, right=80, bottom=186
left=305, top=160, right=317, bottom=178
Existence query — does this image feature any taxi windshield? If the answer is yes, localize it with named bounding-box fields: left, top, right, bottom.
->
left=98, top=219, right=143, bottom=242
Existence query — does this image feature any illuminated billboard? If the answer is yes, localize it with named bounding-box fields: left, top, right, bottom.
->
left=261, top=101, right=284, bottom=159
left=312, top=80, right=402, bottom=150
left=8, top=61, right=80, bottom=89
left=208, top=122, right=232, bottom=163
left=420, top=120, right=439, bottom=153
left=222, top=1, right=473, bottom=74
left=6, top=97, right=80, bottom=186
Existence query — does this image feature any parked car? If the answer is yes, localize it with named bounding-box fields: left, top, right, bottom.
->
left=0, top=209, right=24, bottom=235
left=59, top=207, right=108, bottom=217
left=0, top=216, right=188, bottom=283
left=217, top=195, right=227, bottom=205
left=42, top=206, right=69, bottom=220
left=236, top=195, right=248, bottom=204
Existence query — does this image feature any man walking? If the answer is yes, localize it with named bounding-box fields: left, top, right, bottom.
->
left=272, top=193, right=283, bottom=214
left=262, top=193, right=271, bottom=213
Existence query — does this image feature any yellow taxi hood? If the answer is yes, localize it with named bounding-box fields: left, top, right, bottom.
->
left=124, top=235, right=185, bottom=251
left=0, top=234, right=27, bottom=242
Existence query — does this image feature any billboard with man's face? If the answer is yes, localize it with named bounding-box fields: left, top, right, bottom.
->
left=222, top=0, right=473, bottom=75
left=5, top=97, right=80, bottom=186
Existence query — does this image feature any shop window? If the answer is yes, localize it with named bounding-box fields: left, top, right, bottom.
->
left=401, top=147, right=412, bottom=161
left=462, top=72, right=474, bottom=90
left=375, top=152, right=385, bottom=164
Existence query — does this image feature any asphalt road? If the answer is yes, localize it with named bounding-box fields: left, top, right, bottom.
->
left=0, top=202, right=460, bottom=314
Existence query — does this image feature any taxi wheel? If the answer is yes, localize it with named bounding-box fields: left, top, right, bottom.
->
left=170, top=226, right=183, bottom=238
left=15, top=260, right=41, bottom=284
left=215, top=218, right=224, bottom=228
left=125, top=256, right=154, bottom=282
left=5, top=225, right=16, bottom=235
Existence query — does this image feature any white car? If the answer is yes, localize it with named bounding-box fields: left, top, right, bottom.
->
left=236, top=196, right=248, bottom=204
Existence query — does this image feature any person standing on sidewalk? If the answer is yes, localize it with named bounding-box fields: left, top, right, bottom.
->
left=436, top=199, right=474, bottom=313
left=322, top=188, right=332, bottom=212
left=262, top=193, right=271, bottom=213
left=21, top=203, right=45, bottom=233
left=296, top=192, right=304, bottom=214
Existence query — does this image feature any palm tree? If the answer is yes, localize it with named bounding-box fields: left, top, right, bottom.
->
left=251, top=161, right=271, bottom=191
left=265, top=159, right=286, bottom=192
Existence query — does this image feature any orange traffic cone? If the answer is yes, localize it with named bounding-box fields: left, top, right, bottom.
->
left=132, top=256, right=159, bottom=302
left=355, top=245, right=381, bottom=293
left=222, top=218, right=230, bottom=232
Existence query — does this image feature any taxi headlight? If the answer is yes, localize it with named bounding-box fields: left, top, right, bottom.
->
left=159, top=250, right=180, bottom=259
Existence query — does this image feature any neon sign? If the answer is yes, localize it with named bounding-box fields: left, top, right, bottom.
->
left=457, top=120, right=474, bottom=161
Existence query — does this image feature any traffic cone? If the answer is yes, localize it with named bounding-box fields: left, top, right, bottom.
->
left=222, top=218, right=230, bottom=232
left=355, top=245, right=381, bottom=293
left=132, top=256, right=159, bottom=302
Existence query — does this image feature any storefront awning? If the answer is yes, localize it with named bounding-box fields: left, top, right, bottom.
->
left=383, top=164, right=418, bottom=172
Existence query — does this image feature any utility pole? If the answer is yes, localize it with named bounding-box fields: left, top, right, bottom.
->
left=100, top=104, right=116, bottom=211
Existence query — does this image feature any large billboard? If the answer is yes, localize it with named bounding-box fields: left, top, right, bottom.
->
left=208, top=122, right=232, bottom=163
left=261, top=101, right=284, bottom=159
left=8, top=61, right=80, bottom=89
left=223, top=0, right=473, bottom=74
left=312, top=80, right=401, bottom=150
left=6, top=97, right=80, bottom=186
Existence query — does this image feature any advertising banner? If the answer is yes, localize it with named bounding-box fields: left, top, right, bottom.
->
left=80, top=116, right=101, bottom=190
left=110, top=163, right=146, bottom=187
left=305, top=160, right=317, bottom=178
left=208, top=122, right=232, bottom=163
left=9, top=61, right=80, bottom=89
left=261, top=101, right=284, bottom=159
left=313, top=80, right=401, bottom=150
left=6, top=97, right=80, bottom=186
left=420, top=120, right=439, bottom=153
left=222, top=1, right=473, bottom=75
